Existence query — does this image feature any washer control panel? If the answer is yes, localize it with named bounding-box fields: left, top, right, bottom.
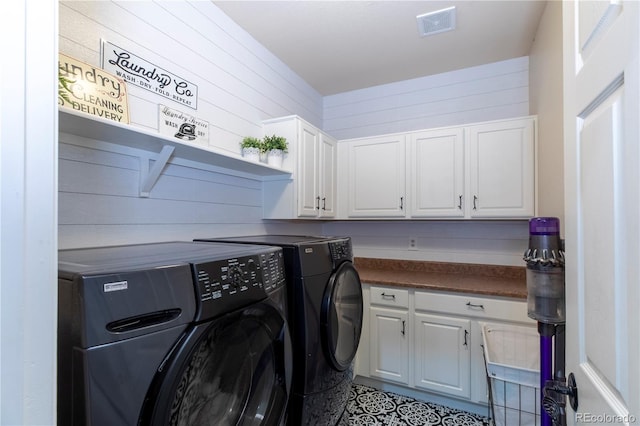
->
left=329, top=238, right=352, bottom=264
left=192, top=247, right=285, bottom=321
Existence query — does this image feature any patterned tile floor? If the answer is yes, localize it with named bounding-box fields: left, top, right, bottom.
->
left=347, top=384, right=489, bottom=426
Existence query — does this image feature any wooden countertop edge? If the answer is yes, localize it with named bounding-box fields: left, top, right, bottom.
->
left=355, top=259, right=528, bottom=300
left=359, top=276, right=527, bottom=299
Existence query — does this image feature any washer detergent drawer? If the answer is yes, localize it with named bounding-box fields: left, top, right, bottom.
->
left=72, top=265, right=196, bottom=348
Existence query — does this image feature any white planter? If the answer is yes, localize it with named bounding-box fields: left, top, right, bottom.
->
left=267, top=149, right=285, bottom=168
left=242, top=147, right=261, bottom=162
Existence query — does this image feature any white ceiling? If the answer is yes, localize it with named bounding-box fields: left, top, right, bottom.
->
left=214, top=1, right=548, bottom=96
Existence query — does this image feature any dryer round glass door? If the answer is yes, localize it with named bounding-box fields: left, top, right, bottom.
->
left=321, top=261, right=364, bottom=371
left=140, top=302, right=291, bottom=426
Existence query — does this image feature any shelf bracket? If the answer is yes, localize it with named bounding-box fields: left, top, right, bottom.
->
left=139, top=145, right=175, bottom=197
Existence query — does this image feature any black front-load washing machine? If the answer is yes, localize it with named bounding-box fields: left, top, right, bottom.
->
left=57, top=241, right=292, bottom=426
left=195, top=235, right=363, bottom=426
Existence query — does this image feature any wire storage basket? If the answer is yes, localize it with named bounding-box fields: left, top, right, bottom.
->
left=481, top=322, right=541, bottom=426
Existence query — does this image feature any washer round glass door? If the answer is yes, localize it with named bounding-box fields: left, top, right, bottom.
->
left=141, top=302, right=290, bottom=426
left=321, top=261, right=364, bottom=371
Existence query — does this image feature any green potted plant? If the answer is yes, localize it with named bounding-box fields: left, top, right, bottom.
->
left=262, top=134, right=288, bottom=168
left=240, top=136, right=263, bottom=162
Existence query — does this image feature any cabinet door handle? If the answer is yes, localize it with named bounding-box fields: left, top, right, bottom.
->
left=322, top=197, right=326, bottom=210
left=400, top=196, right=404, bottom=210
left=463, top=329, right=469, bottom=346
left=316, top=196, right=320, bottom=210
left=401, top=320, right=406, bottom=336
left=473, top=195, right=478, bottom=210
left=380, top=292, right=396, bottom=300
left=458, top=195, right=463, bottom=210
left=466, top=301, right=485, bottom=310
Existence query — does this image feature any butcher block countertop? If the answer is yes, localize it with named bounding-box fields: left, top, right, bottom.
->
left=354, top=257, right=527, bottom=299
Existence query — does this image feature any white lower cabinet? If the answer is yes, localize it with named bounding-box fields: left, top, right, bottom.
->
left=357, top=284, right=535, bottom=408
left=369, top=306, right=409, bottom=384
left=368, top=286, right=410, bottom=384
left=413, top=313, right=471, bottom=399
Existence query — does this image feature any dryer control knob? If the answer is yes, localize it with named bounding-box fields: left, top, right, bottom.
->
left=229, top=265, right=244, bottom=289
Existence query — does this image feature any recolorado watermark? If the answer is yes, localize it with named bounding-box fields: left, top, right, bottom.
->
left=576, top=412, right=637, bottom=423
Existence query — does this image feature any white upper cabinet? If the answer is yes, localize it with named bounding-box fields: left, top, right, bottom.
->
left=296, top=124, right=321, bottom=217
left=341, top=116, right=536, bottom=219
left=409, top=127, right=465, bottom=218
left=263, top=116, right=337, bottom=219
left=467, top=117, right=535, bottom=218
left=319, top=134, right=338, bottom=217
left=345, top=134, right=407, bottom=217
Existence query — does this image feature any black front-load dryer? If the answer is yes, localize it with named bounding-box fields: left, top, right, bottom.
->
left=57, top=241, right=291, bottom=426
left=195, top=235, right=364, bottom=426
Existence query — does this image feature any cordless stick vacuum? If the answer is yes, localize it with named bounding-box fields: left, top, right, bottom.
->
left=523, top=218, right=577, bottom=426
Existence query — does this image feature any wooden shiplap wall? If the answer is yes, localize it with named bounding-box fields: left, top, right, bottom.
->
left=58, top=1, right=323, bottom=248
left=323, top=57, right=529, bottom=140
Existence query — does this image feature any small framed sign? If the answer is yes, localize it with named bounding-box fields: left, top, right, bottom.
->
left=58, top=53, right=130, bottom=124
left=102, top=40, right=198, bottom=110
left=158, top=105, right=209, bottom=144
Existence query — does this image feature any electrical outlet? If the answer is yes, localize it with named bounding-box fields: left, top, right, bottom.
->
left=408, top=237, right=418, bottom=250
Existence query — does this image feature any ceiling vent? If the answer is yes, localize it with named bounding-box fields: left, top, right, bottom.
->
left=417, top=6, right=456, bottom=37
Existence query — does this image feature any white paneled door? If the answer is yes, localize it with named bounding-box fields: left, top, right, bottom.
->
left=564, top=1, right=640, bottom=424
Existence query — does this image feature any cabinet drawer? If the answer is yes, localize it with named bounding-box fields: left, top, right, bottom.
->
left=414, top=291, right=531, bottom=323
left=370, top=286, right=409, bottom=308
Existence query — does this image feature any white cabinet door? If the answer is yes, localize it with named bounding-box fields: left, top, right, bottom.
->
left=470, top=321, right=489, bottom=405
left=318, top=133, right=337, bottom=218
left=347, top=135, right=406, bottom=217
left=297, top=122, right=320, bottom=217
left=467, top=118, right=535, bottom=218
left=262, top=116, right=337, bottom=219
left=413, top=312, right=471, bottom=399
left=409, top=127, right=465, bottom=217
left=369, top=306, right=409, bottom=384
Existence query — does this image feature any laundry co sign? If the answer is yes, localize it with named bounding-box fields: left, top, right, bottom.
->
left=101, top=40, right=198, bottom=109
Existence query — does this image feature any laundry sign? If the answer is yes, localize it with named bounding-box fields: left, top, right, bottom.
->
left=101, top=40, right=198, bottom=109
left=58, top=53, right=130, bottom=123
left=158, top=105, right=209, bottom=144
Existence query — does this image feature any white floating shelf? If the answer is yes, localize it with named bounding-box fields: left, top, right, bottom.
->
left=58, top=108, right=292, bottom=179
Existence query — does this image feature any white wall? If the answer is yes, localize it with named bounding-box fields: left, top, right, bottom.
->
left=58, top=2, right=536, bottom=260
left=323, top=57, right=530, bottom=140
left=529, top=1, right=565, bottom=230
left=323, top=221, right=528, bottom=266
left=1, top=0, right=58, bottom=424
left=60, top=1, right=323, bottom=140
left=58, top=1, right=324, bottom=248
left=58, top=134, right=322, bottom=249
